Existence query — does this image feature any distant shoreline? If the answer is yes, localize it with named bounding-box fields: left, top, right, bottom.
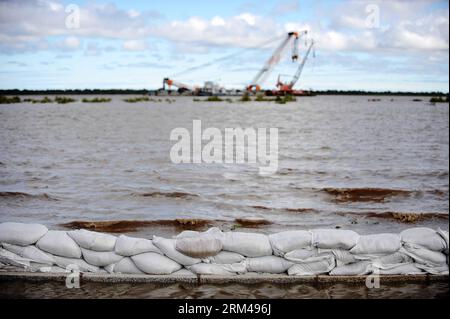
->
left=0, top=89, right=449, bottom=97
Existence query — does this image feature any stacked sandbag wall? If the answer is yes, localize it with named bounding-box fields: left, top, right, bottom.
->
left=0, top=222, right=448, bottom=276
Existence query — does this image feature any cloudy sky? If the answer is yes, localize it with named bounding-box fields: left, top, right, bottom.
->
left=0, top=0, right=448, bottom=92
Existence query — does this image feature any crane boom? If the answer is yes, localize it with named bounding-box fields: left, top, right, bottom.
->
left=247, top=31, right=306, bottom=92
left=288, top=40, right=314, bottom=88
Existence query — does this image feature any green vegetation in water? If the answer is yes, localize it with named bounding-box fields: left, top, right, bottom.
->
left=255, top=94, right=273, bottom=102
left=54, top=96, right=77, bottom=104
left=82, top=97, right=112, bottom=103
left=30, top=96, right=54, bottom=104
left=430, top=96, right=449, bottom=103
left=123, top=96, right=150, bottom=103
left=206, top=96, right=223, bottom=102
left=0, top=96, right=21, bottom=104
left=275, top=95, right=296, bottom=104
left=240, top=93, right=252, bottom=102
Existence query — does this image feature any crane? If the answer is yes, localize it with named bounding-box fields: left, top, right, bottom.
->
left=162, top=78, right=198, bottom=94
left=275, top=39, right=314, bottom=95
left=246, top=31, right=307, bottom=93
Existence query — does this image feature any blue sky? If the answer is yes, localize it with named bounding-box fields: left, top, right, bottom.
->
left=0, top=0, right=448, bottom=92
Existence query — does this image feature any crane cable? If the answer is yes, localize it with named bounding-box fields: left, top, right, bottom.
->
left=168, top=34, right=286, bottom=78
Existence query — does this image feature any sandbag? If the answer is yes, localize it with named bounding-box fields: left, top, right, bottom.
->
left=401, top=243, right=447, bottom=266
left=153, top=236, right=201, bottom=266
left=437, top=228, right=449, bottom=254
left=2, top=243, right=55, bottom=265
left=188, top=263, right=235, bottom=276
left=203, top=251, right=245, bottom=264
left=374, top=263, right=424, bottom=275
left=319, top=249, right=358, bottom=266
left=246, top=256, right=293, bottom=274
left=268, top=231, right=312, bottom=256
left=284, top=248, right=318, bottom=262
left=0, top=222, right=48, bottom=246
left=0, top=247, right=31, bottom=267
left=350, top=233, right=401, bottom=255
left=329, top=261, right=372, bottom=276
left=287, top=255, right=336, bottom=276
left=415, top=263, right=449, bottom=275
left=68, top=229, right=116, bottom=252
left=175, top=230, right=200, bottom=239
left=131, top=252, right=182, bottom=275
left=221, top=232, right=272, bottom=257
left=114, top=235, right=161, bottom=256
left=372, top=252, right=413, bottom=267
left=400, top=227, right=446, bottom=251
left=53, top=255, right=99, bottom=273
left=175, top=235, right=222, bottom=258
left=311, top=229, right=359, bottom=249
left=30, top=264, right=67, bottom=273
left=106, top=257, right=144, bottom=274
left=36, top=231, right=81, bottom=258
left=81, top=248, right=123, bottom=267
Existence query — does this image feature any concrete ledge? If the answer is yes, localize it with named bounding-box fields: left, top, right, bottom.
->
left=0, top=272, right=448, bottom=284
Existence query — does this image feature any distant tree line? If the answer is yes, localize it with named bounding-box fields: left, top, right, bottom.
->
left=0, top=89, right=448, bottom=97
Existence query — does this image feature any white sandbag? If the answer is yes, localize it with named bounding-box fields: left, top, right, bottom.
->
left=106, top=257, right=144, bottom=274
left=175, top=230, right=200, bottom=239
left=246, top=256, right=293, bottom=274
left=401, top=243, right=447, bottom=266
left=0, top=247, right=31, bottom=267
left=188, top=263, right=235, bottom=276
left=175, top=235, right=222, bottom=258
left=350, top=233, right=401, bottom=255
left=319, top=249, right=358, bottom=266
left=53, top=255, right=99, bottom=273
left=172, top=268, right=196, bottom=276
left=372, top=252, right=413, bottom=267
left=2, top=243, right=55, bottom=265
left=287, top=255, right=336, bottom=276
left=400, top=227, right=446, bottom=251
left=131, top=252, right=182, bottom=275
left=415, top=263, right=449, bottom=275
left=30, top=264, right=67, bottom=273
left=203, top=251, right=245, bottom=264
left=374, top=263, right=424, bottom=275
left=329, top=261, right=372, bottom=276
left=268, top=231, right=312, bottom=256
left=0, top=222, right=48, bottom=246
left=437, top=228, right=449, bottom=254
left=36, top=231, right=81, bottom=258
left=221, top=232, right=272, bottom=257
left=153, top=236, right=201, bottom=266
left=311, top=229, right=359, bottom=249
left=284, top=248, right=318, bottom=262
left=114, top=235, right=161, bottom=256
left=68, top=229, right=116, bottom=252
left=81, top=248, right=123, bottom=267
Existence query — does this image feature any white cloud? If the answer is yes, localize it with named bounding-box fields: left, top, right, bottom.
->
left=122, top=39, right=148, bottom=51
left=64, top=36, right=80, bottom=49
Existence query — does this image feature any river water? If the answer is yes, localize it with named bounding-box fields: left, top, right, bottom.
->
left=0, top=95, right=448, bottom=236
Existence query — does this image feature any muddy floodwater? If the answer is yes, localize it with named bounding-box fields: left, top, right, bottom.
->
left=0, top=95, right=448, bottom=237
left=0, top=280, right=448, bottom=299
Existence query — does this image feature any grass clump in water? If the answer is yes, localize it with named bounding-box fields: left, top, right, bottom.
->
left=123, top=96, right=150, bottom=103
left=82, top=97, right=112, bottom=103
left=30, top=96, right=54, bottom=104
left=206, top=96, right=223, bottom=102
left=55, top=96, right=77, bottom=104
left=240, top=93, right=252, bottom=102
left=0, top=96, right=21, bottom=104
left=430, top=96, right=449, bottom=103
